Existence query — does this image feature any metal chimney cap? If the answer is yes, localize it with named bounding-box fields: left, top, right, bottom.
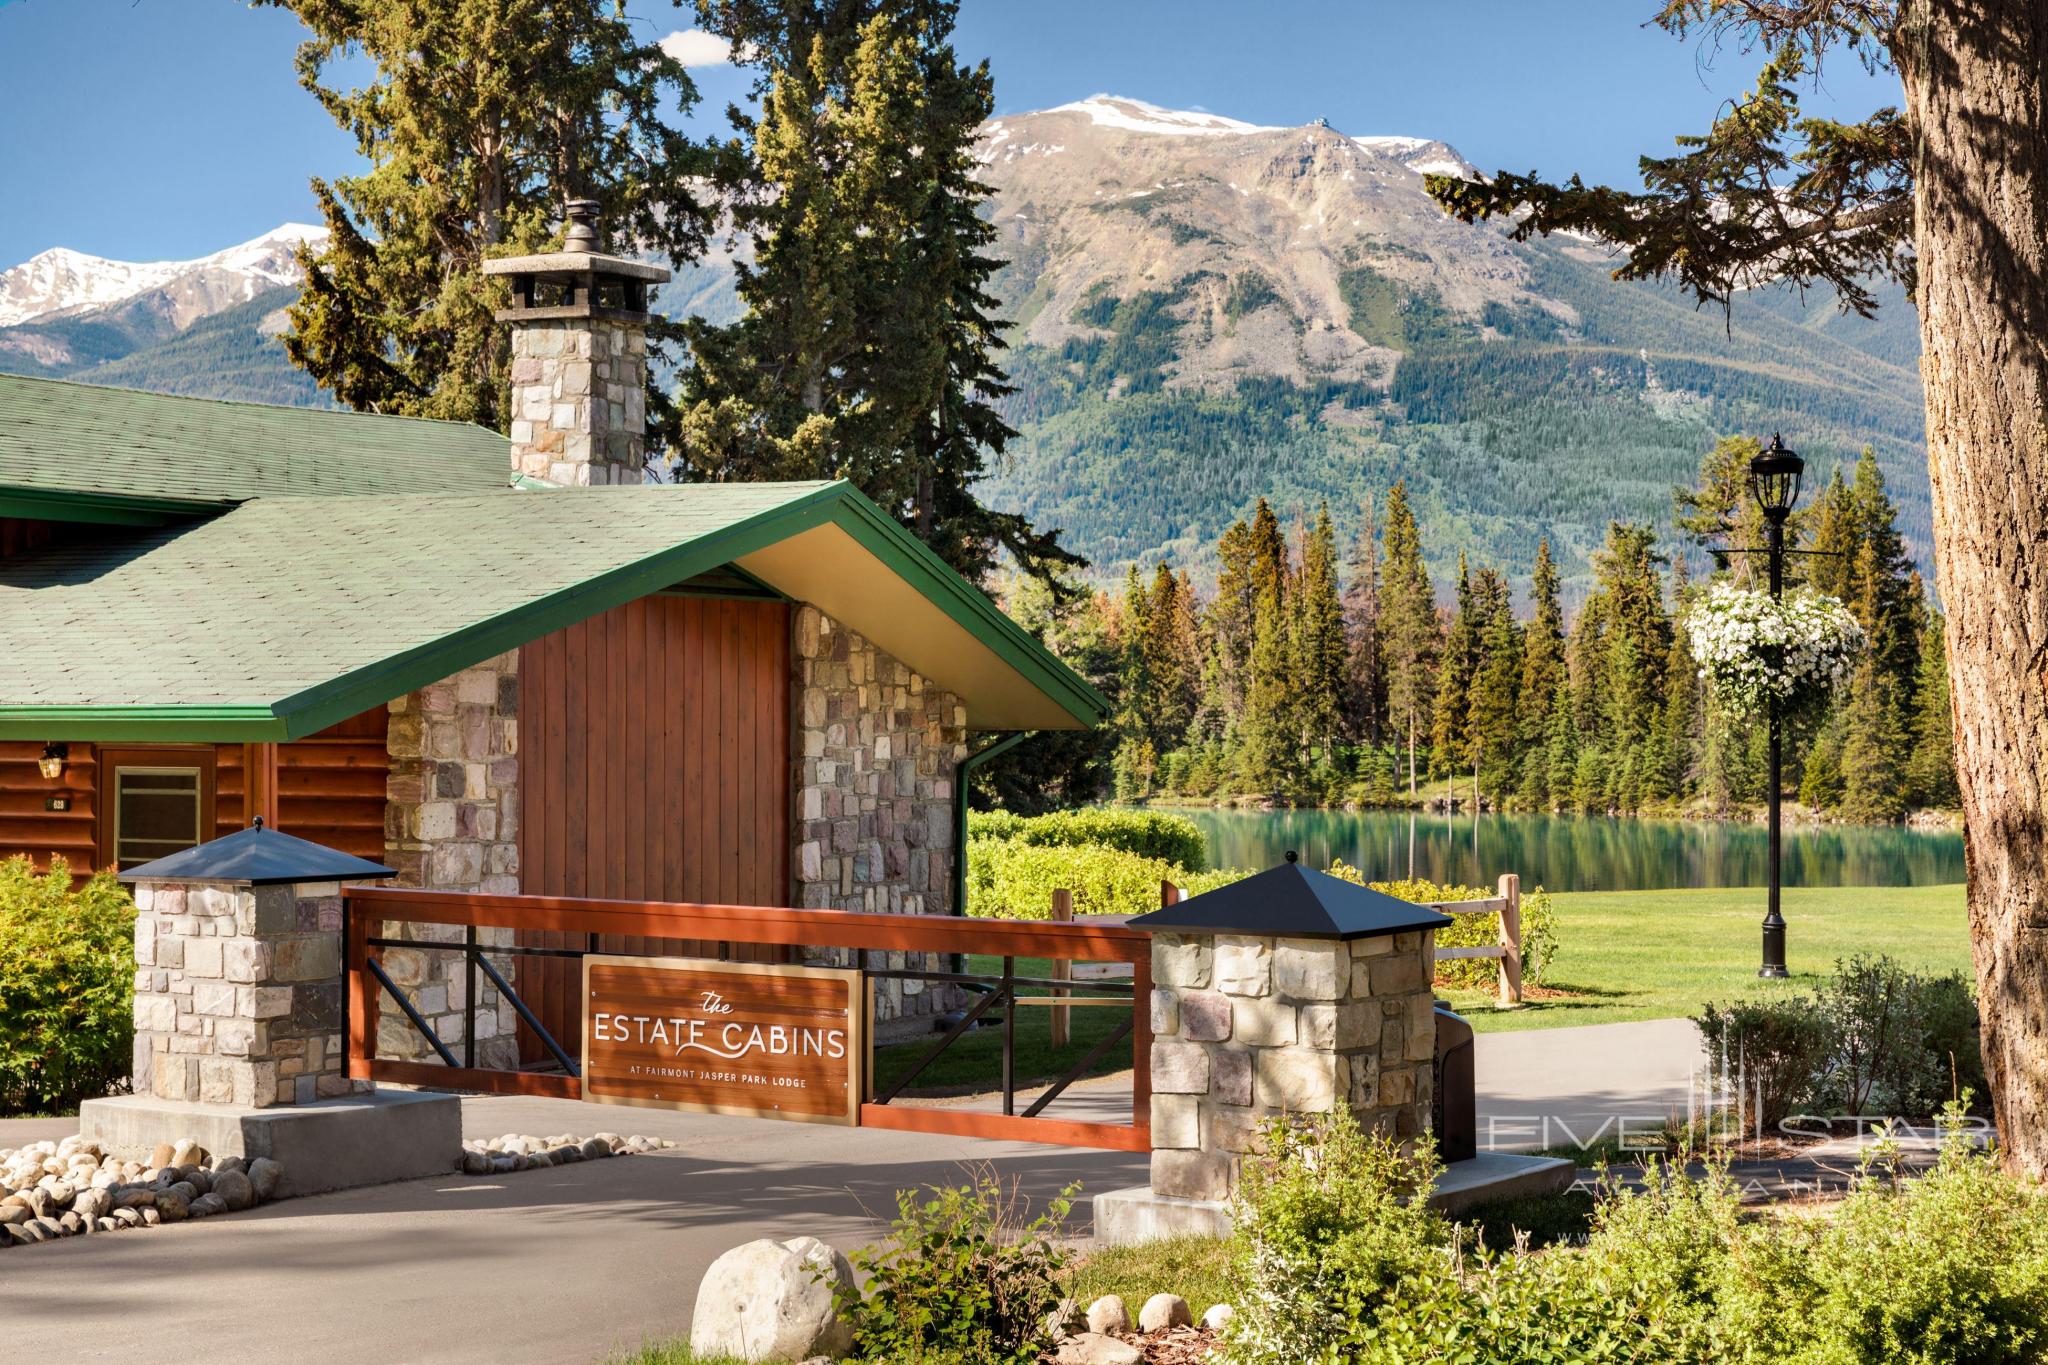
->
left=563, top=198, right=603, bottom=251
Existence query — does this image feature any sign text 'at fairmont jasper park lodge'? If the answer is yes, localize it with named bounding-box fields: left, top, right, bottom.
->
left=580, top=958, right=864, bottom=1125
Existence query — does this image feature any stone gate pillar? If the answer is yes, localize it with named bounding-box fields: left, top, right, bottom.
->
left=1093, top=857, right=1452, bottom=1243
left=79, top=822, right=461, bottom=1196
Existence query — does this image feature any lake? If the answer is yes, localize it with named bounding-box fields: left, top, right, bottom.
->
left=1159, top=807, right=1965, bottom=892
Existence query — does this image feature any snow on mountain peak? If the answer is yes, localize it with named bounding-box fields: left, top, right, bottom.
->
left=1045, top=95, right=1282, bottom=137
left=0, top=224, right=328, bottom=328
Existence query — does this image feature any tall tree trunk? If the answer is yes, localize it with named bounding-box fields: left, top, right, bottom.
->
left=1904, top=2, right=2048, bottom=1176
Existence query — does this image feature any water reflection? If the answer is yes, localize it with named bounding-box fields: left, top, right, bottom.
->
left=1162, top=808, right=1965, bottom=891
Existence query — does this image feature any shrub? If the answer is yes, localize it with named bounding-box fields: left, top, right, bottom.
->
left=964, top=807, right=1208, bottom=870
left=0, top=857, right=135, bottom=1115
left=837, top=1173, right=1074, bottom=1365
left=1813, top=953, right=1982, bottom=1118
left=964, top=837, right=1243, bottom=919
left=1695, top=997, right=1836, bottom=1135
left=1327, top=862, right=1561, bottom=987
left=1225, top=1109, right=1451, bottom=1363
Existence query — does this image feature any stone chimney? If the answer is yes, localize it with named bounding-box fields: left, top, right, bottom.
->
left=483, top=199, right=671, bottom=486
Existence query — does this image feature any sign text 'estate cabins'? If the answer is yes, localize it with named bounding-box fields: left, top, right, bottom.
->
left=581, top=959, right=864, bottom=1125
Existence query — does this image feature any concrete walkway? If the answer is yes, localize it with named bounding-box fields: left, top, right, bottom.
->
left=0, top=1018, right=1702, bottom=1365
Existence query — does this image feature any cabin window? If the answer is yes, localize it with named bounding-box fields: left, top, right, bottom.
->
left=97, top=749, right=216, bottom=872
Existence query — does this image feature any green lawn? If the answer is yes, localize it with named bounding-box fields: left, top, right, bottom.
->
left=872, top=956, right=1138, bottom=1096
left=1443, top=882, right=1972, bottom=1033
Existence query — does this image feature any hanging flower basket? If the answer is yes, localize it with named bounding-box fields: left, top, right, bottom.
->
left=1684, top=582, right=1863, bottom=716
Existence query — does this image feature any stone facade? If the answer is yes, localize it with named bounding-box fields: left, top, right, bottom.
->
left=381, top=652, right=521, bottom=1067
left=507, top=318, right=647, bottom=486
left=129, top=878, right=361, bottom=1108
left=1146, top=927, right=1437, bottom=1202
left=790, top=605, right=968, bottom=1020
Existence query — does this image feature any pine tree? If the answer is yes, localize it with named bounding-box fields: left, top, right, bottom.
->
left=1294, top=505, right=1348, bottom=765
left=1518, top=537, right=1566, bottom=748
left=680, top=1, right=1073, bottom=582
left=1238, top=571, right=1297, bottom=794
left=1379, top=481, right=1439, bottom=797
left=1466, top=569, right=1522, bottom=807
left=1209, top=517, right=1260, bottom=722
left=1806, top=468, right=1861, bottom=601
left=1431, top=554, right=1479, bottom=791
left=1343, top=492, right=1386, bottom=745
left=1906, top=610, right=1961, bottom=809
left=263, top=1, right=708, bottom=428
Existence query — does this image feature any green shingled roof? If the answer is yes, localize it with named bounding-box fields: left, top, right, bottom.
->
left=0, top=373, right=510, bottom=520
left=0, top=480, right=1107, bottom=739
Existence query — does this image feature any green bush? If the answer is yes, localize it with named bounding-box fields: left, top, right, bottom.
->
left=964, top=807, right=1208, bottom=870
left=0, top=857, right=135, bottom=1115
left=1695, top=955, right=1987, bottom=1130
left=1328, top=862, right=1561, bottom=987
left=1225, top=1105, right=2048, bottom=1364
left=1695, top=998, right=1836, bottom=1135
left=837, top=1174, right=1074, bottom=1365
left=964, top=837, right=1243, bottom=919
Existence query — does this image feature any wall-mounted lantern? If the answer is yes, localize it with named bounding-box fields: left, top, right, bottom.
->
left=37, top=743, right=67, bottom=780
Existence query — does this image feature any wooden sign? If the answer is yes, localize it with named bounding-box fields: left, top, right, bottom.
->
left=580, top=956, right=863, bottom=1125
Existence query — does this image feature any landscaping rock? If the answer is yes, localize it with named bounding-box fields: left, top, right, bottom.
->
left=690, top=1235, right=854, bottom=1363
left=169, top=1139, right=206, bottom=1169
left=1084, top=1295, right=1130, bottom=1335
left=460, top=1150, right=491, bottom=1175
left=1052, top=1332, right=1143, bottom=1365
left=1201, top=1303, right=1234, bottom=1332
left=579, top=1137, right=610, bottom=1161
left=70, top=1187, right=112, bottom=1221
left=1045, top=1295, right=1084, bottom=1341
left=1139, top=1293, right=1192, bottom=1332
left=189, top=1193, right=228, bottom=1218
left=212, top=1170, right=255, bottom=1212
left=153, top=1189, right=190, bottom=1222
left=149, top=1143, right=176, bottom=1172
left=248, top=1158, right=283, bottom=1201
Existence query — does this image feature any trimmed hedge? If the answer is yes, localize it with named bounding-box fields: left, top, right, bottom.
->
left=965, top=838, right=1243, bottom=919
left=965, top=808, right=1207, bottom=872
left=0, top=857, right=134, bottom=1115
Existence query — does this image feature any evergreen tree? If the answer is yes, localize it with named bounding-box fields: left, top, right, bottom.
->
left=1238, top=570, right=1297, bottom=794
left=1518, top=537, right=1566, bottom=747
left=1466, top=569, right=1522, bottom=806
left=1209, top=516, right=1260, bottom=721
left=1432, top=553, right=1479, bottom=788
left=1906, top=609, right=1960, bottom=809
left=1379, top=481, right=1439, bottom=796
left=1806, top=468, right=1860, bottom=601
left=264, top=0, right=708, bottom=428
left=1343, top=492, right=1386, bottom=746
left=1294, top=505, right=1348, bottom=765
left=680, top=1, right=1073, bottom=581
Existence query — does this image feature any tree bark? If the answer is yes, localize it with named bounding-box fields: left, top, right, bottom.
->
left=1903, top=1, right=2048, bottom=1175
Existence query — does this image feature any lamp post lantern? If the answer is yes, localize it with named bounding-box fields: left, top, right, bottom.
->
left=1749, top=433, right=1804, bottom=979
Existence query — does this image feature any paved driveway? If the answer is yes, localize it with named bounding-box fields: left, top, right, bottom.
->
left=0, top=1019, right=1704, bottom=1364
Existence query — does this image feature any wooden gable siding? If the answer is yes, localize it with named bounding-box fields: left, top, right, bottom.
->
left=514, top=594, right=794, bottom=1061
left=0, top=707, right=390, bottom=878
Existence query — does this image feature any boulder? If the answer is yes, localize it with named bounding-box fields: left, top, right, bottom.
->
left=70, top=1187, right=112, bottom=1221
left=154, top=1188, right=190, bottom=1223
left=189, top=1193, right=229, bottom=1218
left=690, top=1236, right=854, bottom=1363
left=247, top=1158, right=283, bottom=1202
left=113, top=1187, right=156, bottom=1210
left=212, top=1169, right=256, bottom=1212
left=169, top=1139, right=206, bottom=1169
left=1201, top=1303, right=1234, bottom=1332
left=461, top=1151, right=491, bottom=1176
left=213, top=1156, right=247, bottom=1177
left=1138, top=1293, right=1192, bottom=1332
left=1084, top=1295, right=1130, bottom=1336
left=1052, top=1333, right=1143, bottom=1365
left=149, top=1143, right=176, bottom=1172
left=579, top=1137, right=611, bottom=1161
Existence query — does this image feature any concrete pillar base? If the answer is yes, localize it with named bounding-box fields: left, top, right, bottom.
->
left=79, top=1089, right=461, bottom=1198
left=1092, top=1185, right=1233, bottom=1246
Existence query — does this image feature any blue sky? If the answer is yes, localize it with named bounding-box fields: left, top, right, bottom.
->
left=0, top=0, right=1900, bottom=267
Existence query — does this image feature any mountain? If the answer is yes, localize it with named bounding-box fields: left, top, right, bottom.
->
left=969, top=96, right=1930, bottom=595
left=0, top=226, right=328, bottom=402
left=0, top=98, right=1931, bottom=597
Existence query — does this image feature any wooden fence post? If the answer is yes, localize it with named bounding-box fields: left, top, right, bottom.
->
left=1050, top=888, right=1074, bottom=1048
left=1497, top=872, right=1523, bottom=1007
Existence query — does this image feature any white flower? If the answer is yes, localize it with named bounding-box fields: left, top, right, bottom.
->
left=1683, top=583, right=1863, bottom=715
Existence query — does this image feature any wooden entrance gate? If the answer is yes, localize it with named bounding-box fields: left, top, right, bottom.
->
left=342, top=887, right=1152, bottom=1151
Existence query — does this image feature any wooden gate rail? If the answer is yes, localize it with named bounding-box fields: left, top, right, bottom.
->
left=1429, top=873, right=1523, bottom=1006
left=344, top=887, right=1153, bottom=1151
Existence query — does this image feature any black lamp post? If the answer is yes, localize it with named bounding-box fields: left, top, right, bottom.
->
left=1749, top=433, right=1804, bottom=979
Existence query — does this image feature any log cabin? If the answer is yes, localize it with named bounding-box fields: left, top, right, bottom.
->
left=0, top=220, right=1106, bottom=1060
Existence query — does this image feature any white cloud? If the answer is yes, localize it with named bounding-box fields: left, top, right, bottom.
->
left=659, top=28, right=738, bottom=68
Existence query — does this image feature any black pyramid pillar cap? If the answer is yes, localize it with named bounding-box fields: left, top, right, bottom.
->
left=1127, top=861, right=1454, bottom=941
left=117, top=820, right=398, bottom=886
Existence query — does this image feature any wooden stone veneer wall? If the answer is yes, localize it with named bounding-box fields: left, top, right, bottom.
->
left=790, top=605, right=968, bottom=1021
left=381, top=653, right=522, bottom=1067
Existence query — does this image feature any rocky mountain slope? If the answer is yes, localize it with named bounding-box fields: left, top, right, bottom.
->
left=0, top=97, right=1928, bottom=593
